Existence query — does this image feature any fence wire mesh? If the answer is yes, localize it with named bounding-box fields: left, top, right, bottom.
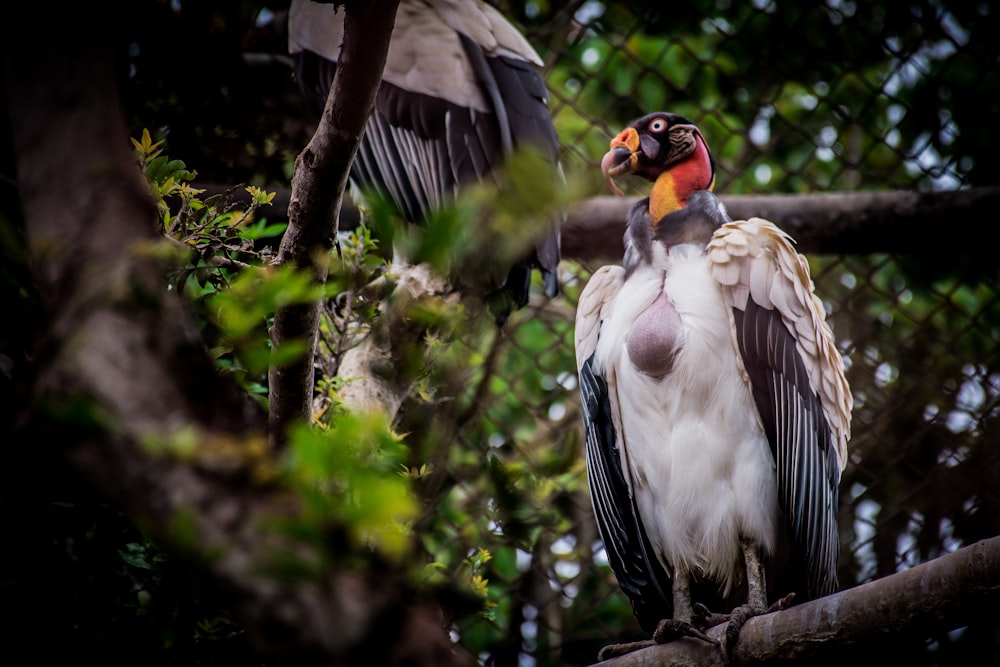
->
left=392, top=2, right=1000, bottom=665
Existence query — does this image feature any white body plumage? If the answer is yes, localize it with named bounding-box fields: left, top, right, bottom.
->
left=592, top=243, right=777, bottom=592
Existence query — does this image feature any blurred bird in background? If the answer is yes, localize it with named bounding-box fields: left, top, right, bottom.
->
left=288, top=0, right=563, bottom=323
left=575, top=111, right=851, bottom=658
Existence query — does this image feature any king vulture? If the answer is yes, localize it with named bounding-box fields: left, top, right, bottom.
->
left=575, top=112, right=852, bottom=657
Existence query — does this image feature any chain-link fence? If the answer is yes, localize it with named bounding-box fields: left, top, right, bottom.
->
left=389, top=2, right=1000, bottom=665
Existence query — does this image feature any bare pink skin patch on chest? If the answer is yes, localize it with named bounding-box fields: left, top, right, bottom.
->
left=626, top=292, right=682, bottom=377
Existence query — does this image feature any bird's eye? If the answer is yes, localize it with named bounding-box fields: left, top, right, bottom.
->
left=648, top=118, right=668, bottom=133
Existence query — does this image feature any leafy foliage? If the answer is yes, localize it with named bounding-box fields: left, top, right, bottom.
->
left=283, top=416, right=417, bottom=564
left=130, top=130, right=583, bottom=658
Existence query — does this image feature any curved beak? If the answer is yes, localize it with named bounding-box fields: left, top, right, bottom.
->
left=601, top=146, right=634, bottom=196
left=601, top=127, right=641, bottom=196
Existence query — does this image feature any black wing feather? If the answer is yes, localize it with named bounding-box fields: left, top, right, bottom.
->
left=457, top=34, right=562, bottom=301
left=734, top=300, right=840, bottom=600
left=579, top=353, right=673, bottom=633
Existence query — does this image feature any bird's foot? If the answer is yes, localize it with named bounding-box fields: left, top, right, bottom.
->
left=718, top=594, right=796, bottom=658
left=722, top=603, right=758, bottom=658
left=692, top=601, right=729, bottom=629
left=595, top=601, right=747, bottom=662
left=594, top=612, right=725, bottom=661
left=653, top=617, right=721, bottom=646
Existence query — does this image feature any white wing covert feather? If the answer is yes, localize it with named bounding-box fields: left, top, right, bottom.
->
left=574, top=265, right=624, bottom=371
left=707, top=218, right=851, bottom=465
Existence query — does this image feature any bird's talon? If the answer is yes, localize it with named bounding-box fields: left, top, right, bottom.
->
left=691, top=602, right=729, bottom=629
left=691, top=602, right=711, bottom=628
left=768, top=592, right=796, bottom=612
left=653, top=618, right=720, bottom=646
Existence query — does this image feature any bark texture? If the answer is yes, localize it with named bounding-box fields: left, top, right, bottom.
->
left=336, top=263, right=454, bottom=415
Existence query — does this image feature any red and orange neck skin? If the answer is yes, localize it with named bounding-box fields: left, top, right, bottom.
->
left=649, top=130, right=715, bottom=223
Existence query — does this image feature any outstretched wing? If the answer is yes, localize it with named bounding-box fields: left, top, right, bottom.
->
left=708, top=218, right=852, bottom=599
left=575, top=266, right=674, bottom=633
left=288, top=0, right=561, bottom=307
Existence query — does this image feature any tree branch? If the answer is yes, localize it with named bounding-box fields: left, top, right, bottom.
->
left=196, top=183, right=1000, bottom=261
left=269, top=0, right=400, bottom=449
left=593, top=535, right=1000, bottom=666
left=336, top=263, right=454, bottom=415
left=562, top=187, right=1000, bottom=260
